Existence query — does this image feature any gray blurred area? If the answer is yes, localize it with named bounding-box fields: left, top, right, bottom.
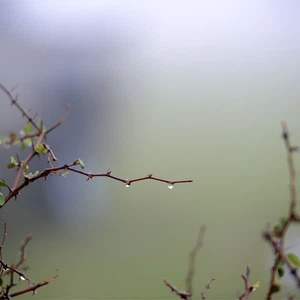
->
left=0, top=1, right=300, bottom=299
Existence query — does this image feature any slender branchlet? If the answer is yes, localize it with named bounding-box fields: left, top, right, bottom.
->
left=262, top=121, right=300, bottom=299
left=164, top=226, right=213, bottom=300
left=237, top=265, right=259, bottom=300
left=0, top=83, right=40, bottom=132
left=0, top=223, right=7, bottom=261
left=7, top=274, right=57, bottom=298
left=201, top=277, right=215, bottom=300
left=185, top=225, right=206, bottom=294
left=163, top=279, right=192, bottom=300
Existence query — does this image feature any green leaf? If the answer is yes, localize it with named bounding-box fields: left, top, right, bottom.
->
left=20, top=142, right=25, bottom=150
left=78, top=158, right=85, bottom=169
left=24, top=173, right=34, bottom=180
left=0, top=180, right=7, bottom=187
left=252, top=281, right=260, bottom=290
left=0, top=192, right=5, bottom=206
left=271, top=283, right=281, bottom=294
left=10, top=156, right=17, bottom=165
left=62, top=172, right=70, bottom=177
left=35, top=144, right=44, bottom=153
left=0, top=277, right=3, bottom=286
left=7, top=156, right=18, bottom=169
left=21, top=161, right=29, bottom=172
left=25, top=122, right=32, bottom=134
left=7, top=163, right=16, bottom=169
left=287, top=253, right=300, bottom=267
left=276, top=259, right=284, bottom=268
left=24, top=138, right=32, bottom=147
left=277, top=266, right=285, bottom=277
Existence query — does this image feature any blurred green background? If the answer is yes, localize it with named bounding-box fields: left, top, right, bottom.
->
left=1, top=1, right=300, bottom=299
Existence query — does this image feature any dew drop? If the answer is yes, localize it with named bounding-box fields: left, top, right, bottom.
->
left=124, top=180, right=130, bottom=188
left=20, top=275, right=26, bottom=281
left=168, top=183, right=174, bottom=190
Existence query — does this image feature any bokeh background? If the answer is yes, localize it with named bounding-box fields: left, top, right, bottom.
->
left=1, top=1, right=300, bottom=299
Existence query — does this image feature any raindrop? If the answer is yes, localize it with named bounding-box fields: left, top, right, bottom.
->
left=124, top=180, right=130, bottom=188
left=168, top=183, right=174, bottom=190
left=20, top=275, right=26, bottom=281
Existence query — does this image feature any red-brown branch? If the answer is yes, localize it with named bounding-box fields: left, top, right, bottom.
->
left=263, top=121, right=300, bottom=299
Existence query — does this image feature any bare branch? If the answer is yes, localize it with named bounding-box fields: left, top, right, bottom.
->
left=14, top=235, right=33, bottom=270
left=238, top=265, right=258, bottom=300
left=163, top=278, right=192, bottom=300
left=2, top=161, right=192, bottom=208
left=201, top=277, right=215, bottom=300
left=185, top=225, right=206, bottom=293
left=0, top=83, right=40, bottom=132
left=263, top=122, right=300, bottom=299
left=45, top=103, right=70, bottom=135
left=7, top=272, right=57, bottom=298
left=0, top=223, right=7, bottom=262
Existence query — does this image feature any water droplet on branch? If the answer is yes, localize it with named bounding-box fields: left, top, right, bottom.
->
left=124, top=180, right=130, bottom=188
left=168, top=183, right=174, bottom=190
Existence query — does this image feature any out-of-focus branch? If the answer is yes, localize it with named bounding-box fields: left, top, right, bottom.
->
left=201, top=277, right=215, bottom=300
left=238, top=265, right=258, bottom=300
left=163, top=279, right=191, bottom=300
left=0, top=223, right=7, bottom=261
left=0, top=83, right=40, bottom=132
left=0, top=225, right=56, bottom=299
left=262, top=121, right=300, bottom=299
left=3, top=273, right=57, bottom=299
left=185, top=225, right=206, bottom=293
left=163, top=226, right=210, bottom=300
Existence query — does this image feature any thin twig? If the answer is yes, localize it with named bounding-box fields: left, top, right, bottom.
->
left=185, top=225, right=206, bottom=293
left=238, top=265, right=257, bottom=300
left=0, top=223, right=7, bottom=262
left=282, top=121, right=297, bottom=212
left=68, top=167, right=193, bottom=186
left=2, top=161, right=192, bottom=208
left=201, top=278, right=215, bottom=300
left=14, top=235, right=32, bottom=270
left=163, top=278, right=192, bottom=300
left=263, top=121, right=300, bottom=299
left=45, top=103, right=70, bottom=135
left=0, top=83, right=40, bottom=132
left=0, top=259, right=29, bottom=281
left=263, top=230, right=300, bottom=287
left=6, top=273, right=57, bottom=298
